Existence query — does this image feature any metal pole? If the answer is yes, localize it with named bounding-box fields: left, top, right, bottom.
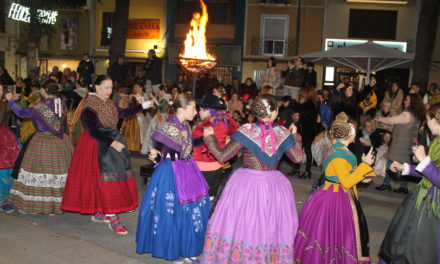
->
left=192, top=74, right=197, bottom=98
left=295, top=0, right=302, bottom=55
left=366, top=57, right=371, bottom=84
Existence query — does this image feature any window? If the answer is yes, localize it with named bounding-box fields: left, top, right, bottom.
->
left=261, top=15, right=289, bottom=56
left=177, top=0, right=234, bottom=24
left=349, top=9, right=397, bottom=40
left=100, top=12, right=114, bottom=46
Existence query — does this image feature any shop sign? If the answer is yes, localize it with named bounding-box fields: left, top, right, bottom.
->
left=127, top=19, right=160, bottom=39
left=325, top=38, right=407, bottom=52
left=8, top=2, right=58, bottom=25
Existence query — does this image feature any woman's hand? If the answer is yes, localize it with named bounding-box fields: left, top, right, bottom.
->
left=110, top=141, right=125, bottom=152
left=390, top=161, right=404, bottom=173
left=203, top=127, right=214, bottom=137
left=412, top=145, right=427, bottom=163
left=362, top=147, right=375, bottom=166
left=289, top=123, right=297, bottom=135
left=149, top=148, right=160, bottom=160
left=5, top=93, right=19, bottom=101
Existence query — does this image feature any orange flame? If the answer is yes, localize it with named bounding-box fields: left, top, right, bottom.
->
left=179, top=0, right=216, bottom=72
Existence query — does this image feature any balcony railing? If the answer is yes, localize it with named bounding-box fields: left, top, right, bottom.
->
left=251, top=36, right=297, bottom=57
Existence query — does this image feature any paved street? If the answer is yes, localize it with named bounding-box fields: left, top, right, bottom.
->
left=0, top=155, right=413, bottom=264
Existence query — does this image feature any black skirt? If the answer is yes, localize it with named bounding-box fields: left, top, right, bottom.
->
left=379, top=186, right=439, bottom=264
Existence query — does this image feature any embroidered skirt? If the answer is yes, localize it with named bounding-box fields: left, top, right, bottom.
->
left=9, top=132, right=73, bottom=214
left=379, top=186, right=439, bottom=264
left=200, top=168, right=298, bottom=264
left=136, top=159, right=210, bottom=261
left=293, top=185, right=371, bottom=264
left=62, top=129, right=138, bottom=214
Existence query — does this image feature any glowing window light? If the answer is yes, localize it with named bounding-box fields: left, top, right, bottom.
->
left=8, top=2, right=58, bottom=25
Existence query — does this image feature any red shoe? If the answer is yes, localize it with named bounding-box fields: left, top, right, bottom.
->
left=91, top=213, right=111, bottom=223
left=108, top=215, right=128, bottom=235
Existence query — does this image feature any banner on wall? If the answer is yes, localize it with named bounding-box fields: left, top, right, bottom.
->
left=127, top=19, right=160, bottom=39
left=60, top=18, right=79, bottom=50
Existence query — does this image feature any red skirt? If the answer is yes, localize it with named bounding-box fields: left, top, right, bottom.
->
left=61, top=131, right=138, bottom=214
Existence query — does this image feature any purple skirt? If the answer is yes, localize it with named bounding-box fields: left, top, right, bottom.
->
left=293, top=185, right=371, bottom=264
left=200, top=168, right=298, bottom=264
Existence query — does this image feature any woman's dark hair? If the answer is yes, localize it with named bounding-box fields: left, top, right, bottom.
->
left=245, top=77, right=254, bottom=84
left=427, top=102, right=440, bottom=120
left=251, top=94, right=278, bottom=119
left=31, top=81, right=41, bottom=89
left=388, top=81, right=400, bottom=98
left=158, top=84, right=166, bottom=92
left=172, top=93, right=194, bottom=112
left=45, top=83, right=61, bottom=97
left=95, top=75, right=112, bottom=86
left=267, top=57, right=276, bottom=68
left=406, top=94, right=426, bottom=121
left=76, top=79, right=86, bottom=88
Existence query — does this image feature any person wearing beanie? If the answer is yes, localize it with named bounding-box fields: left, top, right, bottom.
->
left=192, top=94, right=238, bottom=200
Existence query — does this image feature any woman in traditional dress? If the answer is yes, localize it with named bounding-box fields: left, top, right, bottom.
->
left=378, top=102, right=440, bottom=264
left=200, top=94, right=303, bottom=263
left=140, top=85, right=171, bottom=154
left=136, top=94, right=210, bottom=263
left=293, top=112, right=376, bottom=264
left=6, top=83, right=73, bottom=215
left=0, top=85, right=21, bottom=213
left=61, top=75, right=152, bottom=234
left=121, top=83, right=149, bottom=152
left=192, top=94, right=238, bottom=199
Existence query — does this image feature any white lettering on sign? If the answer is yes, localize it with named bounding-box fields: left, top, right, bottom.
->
left=8, top=2, right=58, bottom=25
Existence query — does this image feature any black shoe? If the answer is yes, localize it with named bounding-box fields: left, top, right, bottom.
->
left=393, top=187, right=409, bottom=195
left=375, top=184, right=391, bottom=191
left=299, top=171, right=311, bottom=179
left=288, top=168, right=300, bottom=177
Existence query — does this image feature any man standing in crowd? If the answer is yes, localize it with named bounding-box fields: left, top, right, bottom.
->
left=144, top=49, right=162, bottom=94
left=77, top=53, right=95, bottom=85
left=110, top=55, right=129, bottom=88
left=282, top=56, right=306, bottom=98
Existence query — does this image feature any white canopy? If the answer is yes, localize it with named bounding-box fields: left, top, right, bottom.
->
left=301, top=41, right=414, bottom=81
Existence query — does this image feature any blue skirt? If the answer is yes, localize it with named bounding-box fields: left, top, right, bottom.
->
left=136, top=159, right=210, bottom=261
left=0, top=169, right=13, bottom=205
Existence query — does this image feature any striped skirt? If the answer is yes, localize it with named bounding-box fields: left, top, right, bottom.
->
left=9, top=132, right=73, bottom=214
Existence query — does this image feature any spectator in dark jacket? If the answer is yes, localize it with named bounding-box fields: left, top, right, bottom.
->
left=302, top=62, right=317, bottom=87
left=110, top=56, right=129, bottom=88
left=145, top=49, right=162, bottom=94
left=76, top=53, right=95, bottom=85
left=241, top=78, right=259, bottom=99
left=299, top=86, right=319, bottom=179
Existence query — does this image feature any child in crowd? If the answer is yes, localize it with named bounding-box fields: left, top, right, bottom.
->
left=373, top=132, right=392, bottom=177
